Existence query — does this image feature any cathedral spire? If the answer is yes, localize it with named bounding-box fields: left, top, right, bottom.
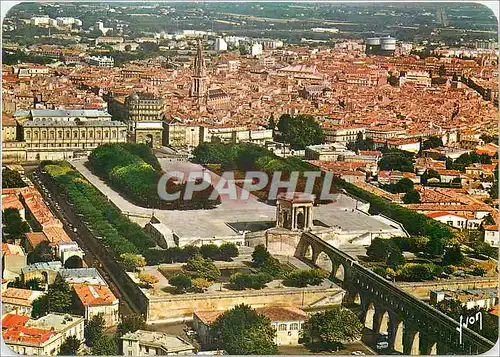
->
left=190, top=38, right=208, bottom=102
left=194, top=38, right=206, bottom=77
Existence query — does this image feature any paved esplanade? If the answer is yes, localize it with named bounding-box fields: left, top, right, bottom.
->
left=71, top=159, right=405, bottom=243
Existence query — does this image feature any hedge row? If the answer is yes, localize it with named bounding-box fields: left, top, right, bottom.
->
left=43, top=162, right=156, bottom=256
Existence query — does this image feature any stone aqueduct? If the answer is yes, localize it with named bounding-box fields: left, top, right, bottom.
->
left=295, top=232, right=495, bottom=355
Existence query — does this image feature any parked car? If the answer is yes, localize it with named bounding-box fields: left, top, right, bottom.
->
left=376, top=341, right=389, bottom=350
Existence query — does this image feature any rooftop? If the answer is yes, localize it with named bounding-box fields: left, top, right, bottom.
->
left=21, top=261, right=62, bottom=274
left=194, top=306, right=308, bottom=326
left=2, top=243, right=25, bottom=257
left=58, top=268, right=107, bottom=285
left=121, top=330, right=194, bottom=354
left=25, top=313, right=83, bottom=333
left=72, top=284, right=118, bottom=306
left=1, top=314, right=30, bottom=329
left=23, top=120, right=125, bottom=127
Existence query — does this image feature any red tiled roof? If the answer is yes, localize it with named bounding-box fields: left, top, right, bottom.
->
left=2, top=194, right=24, bottom=211
left=72, top=284, right=118, bottom=306
left=2, top=326, right=56, bottom=345
left=425, top=211, right=469, bottom=220
left=25, top=232, right=49, bottom=248
left=2, top=243, right=25, bottom=256
left=1, top=314, right=30, bottom=329
left=195, top=306, right=307, bottom=326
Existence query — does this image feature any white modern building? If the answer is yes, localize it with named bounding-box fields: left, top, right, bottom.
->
left=251, top=43, right=263, bottom=56
left=214, top=37, right=228, bottom=52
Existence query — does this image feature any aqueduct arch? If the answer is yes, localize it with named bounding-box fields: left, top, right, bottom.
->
left=293, top=231, right=494, bottom=355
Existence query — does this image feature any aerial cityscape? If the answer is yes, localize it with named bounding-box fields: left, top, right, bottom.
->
left=1, top=1, right=498, bottom=356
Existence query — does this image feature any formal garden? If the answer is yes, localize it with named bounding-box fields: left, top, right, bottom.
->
left=135, top=245, right=332, bottom=295
left=87, top=143, right=220, bottom=209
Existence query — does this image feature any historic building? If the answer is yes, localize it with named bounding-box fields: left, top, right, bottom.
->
left=22, top=119, right=127, bottom=161
left=108, top=91, right=164, bottom=148
left=163, top=118, right=203, bottom=149
left=190, top=39, right=209, bottom=105
left=2, top=109, right=127, bottom=162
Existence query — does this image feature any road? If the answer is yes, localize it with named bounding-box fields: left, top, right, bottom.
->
left=29, top=167, right=136, bottom=317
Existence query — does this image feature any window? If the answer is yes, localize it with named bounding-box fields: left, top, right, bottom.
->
left=34, top=131, right=39, bottom=139
left=145, top=347, right=149, bottom=353
left=278, top=324, right=287, bottom=331
left=128, top=341, right=132, bottom=347
left=89, top=130, right=93, bottom=138
left=128, top=351, right=132, bottom=356
left=50, top=131, right=54, bottom=140
left=42, top=131, right=47, bottom=139
left=290, top=323, right=299, bottom=330
left=73, top=131, right=78, bottom=139
left=66, top=131, right=70, bottom=139
left=112, top=131, right=117, bottom=139
left=26, top=131, right=31, bottom=139
left=58, top=131, right=62, bottom=139
left=447, top=221, right=453, bottom=226
left=81, top=131, right=85, bottom=138
left=104, top=131, right=109, bottom=138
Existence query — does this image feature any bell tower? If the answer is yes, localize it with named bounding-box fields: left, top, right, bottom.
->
left=190, top=38, right=208, bottom=104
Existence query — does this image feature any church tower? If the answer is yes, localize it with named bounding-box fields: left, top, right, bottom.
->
left=190, top=39, right=208, bottom=104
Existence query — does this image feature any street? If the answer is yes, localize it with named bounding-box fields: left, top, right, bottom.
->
left=29, top=167, right=136, bottom=317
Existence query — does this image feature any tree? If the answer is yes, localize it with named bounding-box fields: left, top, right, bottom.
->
left=200, top=244, right=220, bottom=260
left=85, top=314, right=106, bottom=347
left=192, top=277, right=212, bottom=292
left=229, top=272, right=271, bottom=290
left=276, top=114, right=292, bottom=141
left=2, top=208, right=30, bottom=240
left=91, top=335, right=118, bottom=355
left=120, top=253, right=146, bottom=272
left=59, top=336, right=80, bottom=355
left=210, top=304, right=278, bottom=355
left=169, top=274, right=192, bottom=293
left=442, top=245, right=464, bottom=265
left=183, top=255, right=221, bottom=281
left=1, top=168, right=27, bottom=188
left=138, top=273, right=159, bottom=287
left=438, top=64, right=446, bottom=77
left=423, top=136, right=444, bottom=150
left=408, top=236, right=430, bottom=252
left=366, top=238, right=390, bottom=261
left=8, top=277, right=43, bottom=291
left=302, top=308, right=363, bottom=351
left=277, top=114, right=324, bottom=150
left=252, top=244, right=272, bottom=268
left=402, top=189, right=421, bottom=204
left=394, top=178, right=414, bottom=193
left=435, top=298, right=463, bottom=320
left=397, top=263, right=437, bottom=281
left=47, top=276, right=73, bottom=314
left=266, top=113, right=276, bottom=130
left=28, top=241, right=54, bottom=263
left=386, top=248, right=405, bottom=269
left=116, top=314, right=146, bottom=338
left=379, top=153, right=414, bottom=172
left=31, top=295, right=49, bottom=318
left=283, top=269, right=328, bottom=288
left=219, top=242, right=239, bottom=261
